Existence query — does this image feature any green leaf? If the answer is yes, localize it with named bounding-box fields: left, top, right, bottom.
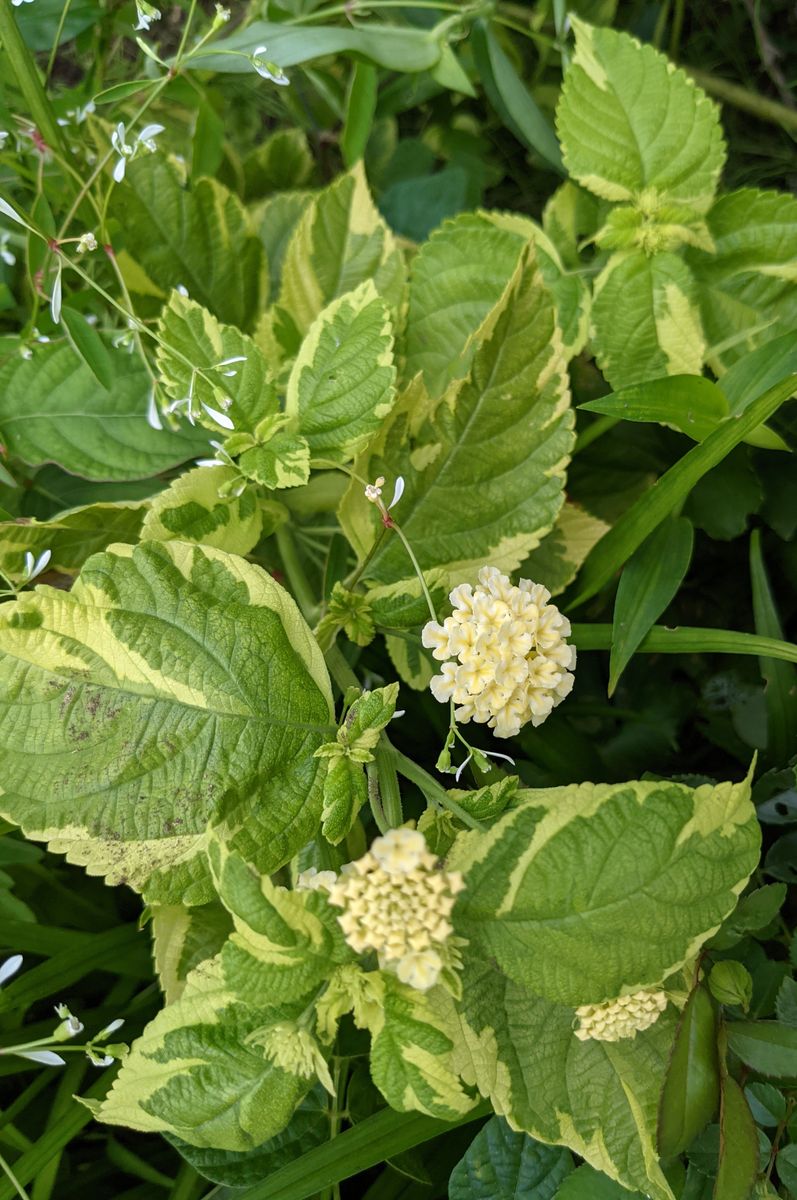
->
left=570, top=372, right=797, bottom=605
left=341, top=62, right=378, bottom=168
left=450, top=774, right=759, bottom=1005
left=726, top=1022, right=797, bottom=1078
left=242, top=129, right=313, bottom=202
left=0, top=501, right=145, bottom=579
left=342, top=246, right=574, bottom=590
left=273, top=164, right=405, bottom=356
left=687, top=189, right=797, bottom=372
left=156, top=290, right=277, bottom=435
left=366, top=975, right=476, bottom=1120
left=472, top=19, right=563, bottom=173
left=60, top=305, right=115, bottom=390
left=112, top=157, right=266, bottom=331
left=0, top=344, right=203, bottom=481
left=775, top=1144, right=797, bottom=1196
left=320, top=756, right=366, bottom=845
left=448, top=1115, right=573, bottom=1199
left=749, top=530, right=797, bottom=765
left=285, top=280, right=396, bottom=464
left=152, top=901, right=233, bottom=1003
left=141, top=466, right=262, bottom=554
left=710, top=885, right=786, bottom=949
left=555, top=1164, right=645, bottom=1199
left=775, top=978, right=797, bottom=1029
left=572, top=624, right=797, bottom=665
left=0, top=541, right=333, bottom=902
left=453, top=959, right=677, bottom=1199
left=189, top=19, right=442, bottom=74
left=658, top=984, right=719, bottom=1159
left=609, top=516, right=693, bottom=693
left=556, top=19, right=725, bottom=208
left=744, top=1082, right=786, bottom=1127
left=254, top=190, right=314, bottom=303
left=213, top=1102, right=492, bottom=1200
left=520, top=502, right=609, bottom=597
left=401, top=212, right=528, bottom=398
left=714, top=1076, right=757, bottom=1200
left=709, top=962, right=753, bottom=1010
left=90, top=957, right=314, bottom=1151
left=580, top=375, right=728, bottom=442
left=591, top=251, right=705, bottom=389
left=166, top=1087, right=328, bottom=1187
left=238, top=434, right=311, bottom=490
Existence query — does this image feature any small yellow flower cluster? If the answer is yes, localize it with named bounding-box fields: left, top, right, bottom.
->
left=254, top=1022, right=334, bottom=1093
left=327, top=829, right=464, bottom=992
left=422, top=567, right=576, bottom=738
left=574, top=989, right=668, bottom=1043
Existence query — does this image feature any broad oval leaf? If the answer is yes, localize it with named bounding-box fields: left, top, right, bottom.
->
left=285, top=280, right=396, bottom=464
left=556, top=19, right=725, bottom=209
left=0, top=344, right=204, bottom=481
left=450, top=775, right=760, bottom=1005
left=449, top=1115, right=573, bottom=1199
left=658, top=984, right=720, bottom=1158
left=591, top=250, right=705, bottom=390
left=0, top=541, right=333, bottom=903
left=111, top=157, right=266, bottom=331
left=452, top=959, right=678, bottom=1199
left=0, top=501, right=145, bottom=579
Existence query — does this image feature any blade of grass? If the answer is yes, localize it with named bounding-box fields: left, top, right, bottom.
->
left=749, top=530, right=797, bottom=763
left=32, top=1059, right=87, bottom=1200
left=572, top=624, right=797, bottom=664
left=207, top=1102, right=491, bottom=1200
left=569, top=373, right=797, bottom=606
left=0, top=1069, right=115, bottom=1200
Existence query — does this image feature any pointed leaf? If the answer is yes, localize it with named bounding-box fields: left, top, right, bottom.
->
left=60, top=305, right=115, bottom=390
left=450, top=775, right=759, bottom=1005
left=609, top=516, right=694, bottom=693
left=556, top=19, right=725, bottom=208
left=726, top=1022, right=797, bottom=1078
left=285, top=280, right=396, bottom=464
left=714, top=1075, right=757, bottom=1200
left=658, top=984, right=720, bottom=1158
left=448, top=1115, right=573, bottom=1199
left=141, top=465, right=262, bottom=555
left=749, top=529, right=797, bottom=765
left=0, top=501, right=145, bottom=579
left=0, top=541, right=333, bottom=902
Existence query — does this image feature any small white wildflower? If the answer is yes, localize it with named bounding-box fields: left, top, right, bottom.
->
left=296, top=867, right=337, bottom=892
left=76, top=231, right=97, bottom=253
left=175, top=284, right=188, bottom=297
left=137, top=122, right=164, bottom=153
left=96, top=1018, right=124, bottom=1039
left=0, top=955, right=22, bottom=986
left=23, top=549, right=51, bottom=582
left=364, top=475, right=384, bottom=504
left=146, top=385, right=163, bottom=431
left=422, top=567, right=576, bottom=739
left=50, top=261, right=62, bottom=324
left=134, top=0, right=161, bottom=30
left=213, top=3, right=231, bottom=24
left=54, top=1003, right=84, bottom=1039
left=11, top=0, right=35, bottom=6
left=0, top=198, right=27, bottom=228
left=111, top=122, right=164, bottom=182
left=14, top=1049, right=65, bottom=1066
left=574, top=989, right=667, bottom=1043
left=200, top=402, right=235, bottom=431
left=0, top=132, right=8, bottom=150
left=250, top=46, right=290, bottom=86
left=327, top=829, right=465, bottom=992
left=0, top=233, right=15, bottom=266
left=86, top=1049, right=114, bottom=1067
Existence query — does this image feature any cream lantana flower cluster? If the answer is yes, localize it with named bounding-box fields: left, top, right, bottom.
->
left=422, top=567, right=576, bottom=738
left=574, top=989, right=668, bottom=1043
left=326, top=829, right=464, bottom=992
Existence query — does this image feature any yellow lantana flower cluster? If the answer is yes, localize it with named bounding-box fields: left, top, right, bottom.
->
left=326, top=829, right=464, bottom=992
left=574, top=989, right=668, bottom=1043
left=421, top=566, right=576, bottom=738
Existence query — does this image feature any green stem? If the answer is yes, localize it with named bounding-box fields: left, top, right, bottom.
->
left=392, top=748, right=485, bottom=831
left=0, top=1150, right=30, bottom=1200
left=686, top=66, right=797, bottom=133
left=373, top=740, right=404, bottom=828
left=45, top=0, right=73, bottom=83
left=275, top=524, right=319, bottom=623
left=668, top=0, right=685, bottom=60
left=389, top=520, right=438, bottom=622
left=0, top=1, right=70, bottom=162
left=366, top=761, right=389, bottom=834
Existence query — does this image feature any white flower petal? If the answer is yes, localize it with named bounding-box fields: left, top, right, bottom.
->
left=15, top=1049, right=66, bottom=1066
left=0, top=954, right=23, bottom=986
